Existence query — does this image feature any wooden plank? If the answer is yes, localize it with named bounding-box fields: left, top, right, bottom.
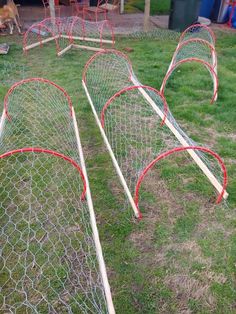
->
left=61, top=35, right=114, bottom=44
left=131, top=75, right=228, bottom=199
left=57, top=44, right=73, bottom=56
left=24, top=36, right=58, bottom=50
left=72, top=106, right=115, bottom=314
left=73, top=44, right=104, bottom=52
left=0, top=109, right=6, bottom=139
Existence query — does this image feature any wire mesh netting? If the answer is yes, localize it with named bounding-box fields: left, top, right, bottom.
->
left=161, top=24, right=218, bottom=102
left=1, top=78, right=78, bottom=161
left=83, top=50, right=133, bottom=113
left=23, top=17, right=114, bottom=56
left=179, top=24, right=215, bottom=46
left=0, top=61, right=30, bottom=88
left=0, top=79, right=111, bottom=313
left=83, top=50, right=227, bottom=218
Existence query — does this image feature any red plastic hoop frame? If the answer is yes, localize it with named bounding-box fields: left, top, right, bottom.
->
left=161, top=58, right=218, bottom=104
left=179, top=24, right=216, bottom=45
left=0, top=147, right=87, bottom=200
left=100, top=85, right=169, bottom=128
left=4, top=78, right=73, bottom=120
left=134, top=146, right=227, bottom=219
left=82, top=49, right=133, bottom=84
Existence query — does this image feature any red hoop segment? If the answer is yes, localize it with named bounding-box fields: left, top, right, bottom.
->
left=100, top=85, right=169, bottom=128
left=161, top=58, right=218, bottom=104
left=0, top=147, right=87, bottom=200
left=99, top=20, right=115, bottom=49
left=134, top=146, right=227, bottom=217
left=82, top=49, right=133, bottom=84
left=173, top=38, right=217, bottom=68
left=179, top=24, right=216, bottom=45
left=4, top=78, right=73, bottom=120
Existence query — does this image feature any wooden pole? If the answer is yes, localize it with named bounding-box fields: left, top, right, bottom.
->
left=71, top=106, right=115, bottom=314
left=49, top=0, right=55, bottom=19
left=144, top=0, right=151, bottom=32
left=120, top=0, right=124, bottom=14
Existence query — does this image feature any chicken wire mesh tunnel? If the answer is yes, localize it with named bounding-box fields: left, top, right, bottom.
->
left=0, top=78, right=115, bottom=313
left=23, top=16, right=115, bottom=57
left=161, top=24, right=218, bottom=102
left=82, top=49, right=228, bottom=219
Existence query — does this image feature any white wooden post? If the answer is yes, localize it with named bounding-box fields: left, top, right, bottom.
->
left=120, top=0, right=124, bottom=14
left=144, top=0, right=151, bottom=32
left=49, top=0, right=56, bottom=19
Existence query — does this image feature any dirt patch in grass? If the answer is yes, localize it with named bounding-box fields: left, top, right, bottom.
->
left=164, top=274, right=216, bottom=311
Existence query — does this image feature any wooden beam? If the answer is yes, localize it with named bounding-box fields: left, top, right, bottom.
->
left=49, top=0, right=55, bottom=19
left=71, top=106, right=115, bottom=314
left=144, top=0, right=151, bottom=32
left=72, top=44, right=105, bottom=52
left=24, top=36, right=58, bottom=51
left=61, top=35, right=114, bottom=44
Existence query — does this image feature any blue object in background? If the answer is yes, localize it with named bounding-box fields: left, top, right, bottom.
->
left=227, top=5, right=236, bottom=28
left=199, top=0, right=215, bottom=18
left=211, top=0, right=229, bottom=23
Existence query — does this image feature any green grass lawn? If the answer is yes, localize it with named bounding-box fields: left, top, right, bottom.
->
left=0, top=29, right=236, bottom=313
left=125, top=0, right=171, bottom=15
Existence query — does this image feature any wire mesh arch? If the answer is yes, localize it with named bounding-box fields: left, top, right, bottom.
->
left=0, top=78, right=115, bottom=313
left=161, top=24, right=218, bottom=102
left=161, top=58, right=218, bottom=103
left=179, top=24, right=216, bottom=46
left=134, top=146, right=228, bottom=217
left=23, top=17, right=115, bottom=57
left=82, top=48, right=228, bottom=219
left=1, top=77, right=77, bottom=162
left=23, top=19, right=60, bottom=55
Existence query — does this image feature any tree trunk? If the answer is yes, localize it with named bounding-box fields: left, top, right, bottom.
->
left=144, top=0, right=151, bottom=32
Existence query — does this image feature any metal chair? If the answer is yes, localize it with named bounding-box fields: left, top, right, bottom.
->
left=83, top=0, right=109, bottom=21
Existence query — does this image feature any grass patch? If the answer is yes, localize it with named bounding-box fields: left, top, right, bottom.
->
left=125, top=0, right=170, bottom=15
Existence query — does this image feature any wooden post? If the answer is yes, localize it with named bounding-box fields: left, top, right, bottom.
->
left=49, top=0, right=55, bottom=19
left=120, top=0, right=124, bottom=14
left=144, top=0, right=151, bottom=32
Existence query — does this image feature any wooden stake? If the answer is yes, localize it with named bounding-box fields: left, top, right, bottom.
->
left=57, top=44, right=73, bottom=56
